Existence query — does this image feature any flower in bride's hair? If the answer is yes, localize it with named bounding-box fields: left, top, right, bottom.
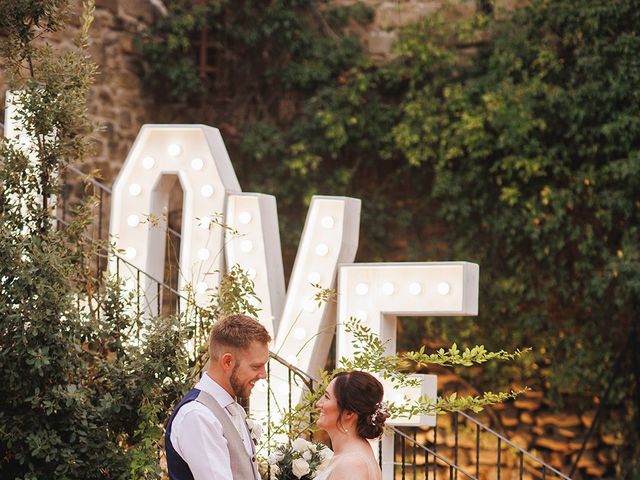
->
left=291, top=437, right=309, bottom=453
left=292, top=458, right=311, bottom=478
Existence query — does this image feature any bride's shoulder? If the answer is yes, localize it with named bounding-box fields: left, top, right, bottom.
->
left=332, top=452, right=375, bottom=478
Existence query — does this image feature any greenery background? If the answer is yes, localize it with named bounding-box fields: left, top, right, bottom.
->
left=136, top=0, right=640, bottom=476
left=1, top=0, right=638, bottom=478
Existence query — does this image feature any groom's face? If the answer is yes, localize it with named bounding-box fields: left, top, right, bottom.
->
left=229, top=340, right=269, bottom=399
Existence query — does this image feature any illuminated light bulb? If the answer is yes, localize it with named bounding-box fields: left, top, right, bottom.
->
left=196, top=282, right=208, bottom=294
left=355, top=283, right=369, bottom=296
left=409, top=282, right=422, bottom=295
left=246, top=268, right=257, bottom=280
left=124, top=247, right=137, bottom=260
left=142, top=156, right=155, bottom=169
left=127, top=214, right=140, bottom=227
left=240, top=240, right=253, bottom=253
left=197, top=248, right=210, bottom=261
left=315, top=243, right=329, bottom=256
left=437, top=282, right=451, bottom=296
left=201, top=185, right=214, bottom=198
left=294, top=327, right=306, bottom=340
left=238, top=211, right=252, bottom=224
left=382, top=282, right=395, bottom=295
left=128, top=183, right=142, bottom=196
left=304, top=301, right=317, bottom=313
left=321, top=216, right=335, bottom=229
left=191, top=157, right=204, bottom=171
left=167, top=143, right=182, bottom=157
left=199, top=216, right=211, bottom=229
left=308, top=271, right=321, bottom=284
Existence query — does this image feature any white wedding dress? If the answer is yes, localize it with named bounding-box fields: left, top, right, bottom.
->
left=315, top=452, right=381, bottom=480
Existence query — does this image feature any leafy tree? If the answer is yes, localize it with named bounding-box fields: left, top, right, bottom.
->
left=0, top=2, right=190, bottom=478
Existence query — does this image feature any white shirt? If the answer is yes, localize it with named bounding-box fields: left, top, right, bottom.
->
left=170, top=373, right=257, bottom=480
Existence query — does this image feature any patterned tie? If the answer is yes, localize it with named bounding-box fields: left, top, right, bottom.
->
left=226, top=401, right=248, bottom=444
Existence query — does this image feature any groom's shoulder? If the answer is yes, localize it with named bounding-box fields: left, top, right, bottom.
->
left=174, top=397, right=224, bottom=431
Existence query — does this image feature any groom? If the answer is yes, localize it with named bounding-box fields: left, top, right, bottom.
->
left=165, top=314, right=271, bottom=480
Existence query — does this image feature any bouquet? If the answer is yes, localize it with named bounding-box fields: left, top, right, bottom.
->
left=259, top=438, right=333, bottom=480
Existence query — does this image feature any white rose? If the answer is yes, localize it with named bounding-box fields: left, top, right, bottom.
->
left=267, top=451, right=285, bottom=465
left=246, top=418, right=263, bottom=441
left=319, top=446, right=334, bottom=461
left=308, top=443, right=317, bottom=453
left=291, top=458, right=311, bottom=478
left=292, top=437, right=309, bottom=453
left=302, top=450, right=312, bottom=461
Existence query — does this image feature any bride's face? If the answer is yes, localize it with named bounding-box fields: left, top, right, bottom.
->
left=316, top=379, right=340, bottom=431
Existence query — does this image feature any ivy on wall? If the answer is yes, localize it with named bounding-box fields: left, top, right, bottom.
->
left=137, top=0, right=639, bottom=474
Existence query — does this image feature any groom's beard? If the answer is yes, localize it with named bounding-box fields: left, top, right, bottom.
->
left=230, top=364, right=252, bottom=398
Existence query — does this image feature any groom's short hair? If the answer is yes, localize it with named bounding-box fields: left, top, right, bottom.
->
left=209, top=314, right=271, bottom=359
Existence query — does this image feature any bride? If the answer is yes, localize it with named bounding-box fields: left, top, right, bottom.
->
left=315, top=371, right=390, bottom=480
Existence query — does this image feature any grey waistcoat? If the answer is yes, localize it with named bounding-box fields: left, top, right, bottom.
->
left=195, top=390, right=258, bottom=480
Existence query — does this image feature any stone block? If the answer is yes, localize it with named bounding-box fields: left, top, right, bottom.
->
left=568, top=437, right=599, bottom=451
left=122, top=0, right=156, bottom=24
left=374, top=2, right=440, bottom=29
left=557, top=426, right=579, bottom=438
left=601, top=432, right=624, bottom=446
left=534, top=434, right=570, bottom=453
left=509, top=432, right=532, bottom=449
left=535, top=412, right=581, bottom=428
left=586, top=464, right=608, bottom=477
left=513, top=397, right=541, bottom=411
left=367, top=30, right=397, bottom=56
left=501, top=408, right=519, bottom=427
left=520, top=411, right=534, bottom=424
left=580, top=409, right=596, bottom=428
left=96, top=0, right=118, bottom=15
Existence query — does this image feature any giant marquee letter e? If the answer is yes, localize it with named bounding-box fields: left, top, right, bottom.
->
left=337, top=262, right=479, bottom=477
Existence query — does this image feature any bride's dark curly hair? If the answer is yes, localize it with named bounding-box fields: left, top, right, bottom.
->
left=333, top=371, right=390, bottom=439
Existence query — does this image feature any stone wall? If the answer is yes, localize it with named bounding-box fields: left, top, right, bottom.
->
left=334, top=0, right=527, bottom=57
left=1, top=0, right=164, bottom=185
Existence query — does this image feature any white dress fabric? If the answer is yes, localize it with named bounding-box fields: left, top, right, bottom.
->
left=315, top=452, right=381, bottom=480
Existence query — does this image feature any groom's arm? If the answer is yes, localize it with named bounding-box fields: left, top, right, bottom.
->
left=171, top=403, right=234, bottom=479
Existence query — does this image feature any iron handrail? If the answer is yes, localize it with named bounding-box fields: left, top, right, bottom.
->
left=63, top=162, right=182, bottom=239
left=390, top=425, right=479, bottom=479
left=456, top=410, right=572, bottom=479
